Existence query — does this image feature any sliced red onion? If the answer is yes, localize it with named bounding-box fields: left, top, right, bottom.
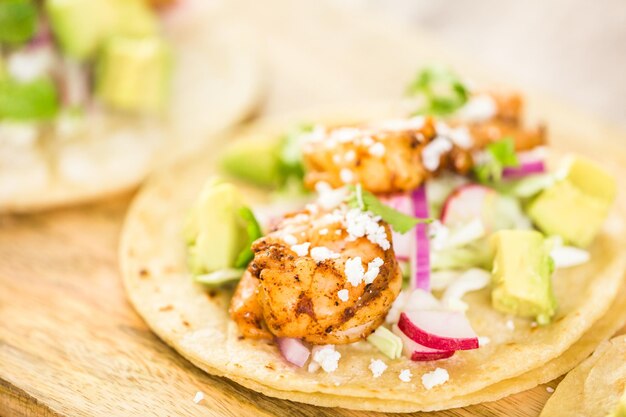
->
left=276, top=338, right=310, bottom=367
left=502, top=160, right=546, bottom=179
left=411, top=185, right=430, bottom=291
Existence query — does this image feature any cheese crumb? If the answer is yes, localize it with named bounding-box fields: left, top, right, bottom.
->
left=340, top=168, right=355, bottom=183
left=315, top=181, right=347, bottom=210
left=421, top=368, right=449, bottom=390
left=311, top=345, right=341, bottom=373
left=369, top=359, right=387, bottom=378
left=283, top=234, right=298, bottom=245
left=546, top=387, right=555, bottom=393
left=345, top=257, right=365, bottom=286
left=368, top=142, right=386, bottom=157
left=310, top=246, right=340, bottom=263
left=505, top=319, right=515, bottom=331
left=399, top=369, right=413, bottom=382
left=344, top=208, right=390, bottom=250
left=363, top=257, right=384, bottom=284
left=422, top=137, right=453, bottom=171
left=319, top=228, right=329, bottom=235
left=478, top=336, right=491, bottom=346
left=362, top=136, right=375, bottom=146
left=291, top=242, right=311, bottom=257
left=193, top=391, right=205, bottom=404
left=344, top=150, right=356, bottom=162
left=337, top=289, right=349, bottom=302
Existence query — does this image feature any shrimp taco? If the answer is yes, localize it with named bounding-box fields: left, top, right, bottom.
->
left=0, top=0, right=261, bottom=212
left=120, top=68, right=626, bottom=412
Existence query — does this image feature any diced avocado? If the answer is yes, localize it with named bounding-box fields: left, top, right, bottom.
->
left=184, top=180, right=261, bottom=278
left=0, top=0, right=37, bottom=46
left=45, top=0, right=157, bottom=59
left=565, top=156, right=616, bottom=202
left=220, top=125, right=313, bottom=189
left=0, top=77, right=59, bottom=120
left=220, top=136, right=283, bottom=187
left=527, top=157, right=615, bottom=248
left=95, top=36, right=171, bottom=113
left=491, top=230, right=557, bottom=325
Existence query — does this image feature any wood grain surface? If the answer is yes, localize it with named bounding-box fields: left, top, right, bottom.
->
left=1, top=0, right=625, bottom=416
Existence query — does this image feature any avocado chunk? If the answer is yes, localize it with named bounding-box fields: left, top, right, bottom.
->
left=0, top=77, right=59, bottom=120
left=46, top=0, right=157, bottom=59
left=220, top=125, right=312, bottom=188
left=220, top=136, right=284, bottom=187
left=183, top=179, right=262, bottom=284
left=527, top=157, right=616, bottom=247
left=491, top=230, right=557, bottom=325
left=0, top=0, right=37, bottom=46
left=95, top=36, right=171, bottom=113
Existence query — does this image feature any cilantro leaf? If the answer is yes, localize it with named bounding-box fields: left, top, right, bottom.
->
left=474, top=137, right=519, bottom=183
left=346, top=184, right=432, bottom=234
left=406, top=66, right=468, bottom=116
left=234, top=206, right=263, bottom=268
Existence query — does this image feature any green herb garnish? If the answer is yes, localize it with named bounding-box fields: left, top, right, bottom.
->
left=347, top=184, right=432, bottom=234
left=406, top=66, right=469, bottom=116
left=233, top=206, right=263, bottom=268
left=474, top=137, right=519, bottom=183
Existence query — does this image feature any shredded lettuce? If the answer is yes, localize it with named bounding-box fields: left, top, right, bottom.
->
left=367, top=326, right=403, bottom=359
left=406, top=66, right=469, bottom=116
left=347, top=184, right=432, bottom=234
left=474, top=137, right=519, bottom=183
left=194, top=268, right=244, bottom=286
left=234, top=206, right=263, bottom=268
left=431, top=240, right=493, bottom=271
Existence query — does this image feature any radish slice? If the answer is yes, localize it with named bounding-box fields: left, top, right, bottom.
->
left=502, top=160, right=546, bottom=179
left=441, top=184, right=496, bottom=230
left=277, top=338, right=310, bottom=367
left=411, top=185, right=430, bottom=291
left=398, top=311, right=479, bottom=351
left=392, top=325, right=454, bottom=361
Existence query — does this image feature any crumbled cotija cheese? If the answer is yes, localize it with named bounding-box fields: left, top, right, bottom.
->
left=344, top=209, right=390, bottom=250
left=193, top=391, right=205, bottom=404
left=318, top=228, right=329, bottom=235
left=363, top=257, right=384, bottom=284
left=310, top=246, right=340, bottom=263
left=337, top=289, right=349, bottom=302
left=399, top=369, right=413, bottom=382
left=291, top=242, right=311, bottom=257
left=421, top=368, right=449, bottom=390
left=369, top=359, right=387, bottom=378
left=340, top=168, right=355, bottom=183
left=310, top=345, right=341, bottom=373
left=282, top=234, right=298, bottom=245
left=368, top=142, right=386, bottom=157
left=345, top=257, right=365, bottom=286
left=422, top=137, right=453, bottom=171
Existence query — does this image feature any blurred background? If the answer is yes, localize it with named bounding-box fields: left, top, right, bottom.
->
left=334, top=0, right=626, bottom=129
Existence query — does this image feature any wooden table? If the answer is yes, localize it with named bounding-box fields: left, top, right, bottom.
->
left=2, top=1, right=625, bottom=416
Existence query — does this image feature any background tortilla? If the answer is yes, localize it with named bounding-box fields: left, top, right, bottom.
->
left=540, top=334, right=626, bottom=417
left=0, top=12, right=263, bottom=213
left=120, top=106, right=626, bottom=412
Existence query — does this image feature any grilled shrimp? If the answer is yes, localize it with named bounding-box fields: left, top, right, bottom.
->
left=302, top=91, right=545, bottom=193
left=231, top=204, right=402, bottom=344
left=303, top=117, right=439, bottom=193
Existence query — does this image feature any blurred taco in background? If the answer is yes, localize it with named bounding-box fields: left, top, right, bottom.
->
left=0, top=0, right=261, bottom=212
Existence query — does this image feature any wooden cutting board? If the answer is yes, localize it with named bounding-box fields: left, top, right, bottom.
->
left=1, top=1, right=625, bottom=416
